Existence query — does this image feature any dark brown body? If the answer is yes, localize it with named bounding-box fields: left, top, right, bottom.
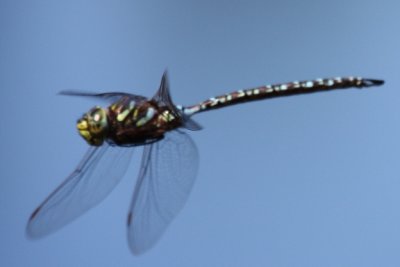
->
left=106, top=96, right=182, bottom=146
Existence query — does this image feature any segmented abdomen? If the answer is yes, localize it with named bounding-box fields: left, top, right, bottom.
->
left=183, top=77, right=383, bottom=115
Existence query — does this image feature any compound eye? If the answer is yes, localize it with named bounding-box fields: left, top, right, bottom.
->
left=90, top=107, right=100, bottom=116
left=89, top=107, right=104, bottom=123
left=93, top=112, right=101, bottom=122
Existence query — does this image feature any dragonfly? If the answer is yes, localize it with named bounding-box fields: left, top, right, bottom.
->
left=26, top=72, right=384, bottom=254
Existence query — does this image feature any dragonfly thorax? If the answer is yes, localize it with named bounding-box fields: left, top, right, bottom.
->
left=106, top=99, right=181, bottom=146
left=77, top=106, right=108, bottom=146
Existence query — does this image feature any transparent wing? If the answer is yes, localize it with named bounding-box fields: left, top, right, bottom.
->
left=127, top=130, right=198, bottom=254
left=152, top=71, right=202, bottom=131
left=59, top=90, right=147, bottom=103
left=27, top=143, right=134, bottom=238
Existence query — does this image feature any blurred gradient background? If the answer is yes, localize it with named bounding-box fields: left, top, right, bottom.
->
left=1, top=0, right=399, bottom=266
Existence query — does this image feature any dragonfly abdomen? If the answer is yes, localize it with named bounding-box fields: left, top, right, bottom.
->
left=183, top=77, right=384, bottom=116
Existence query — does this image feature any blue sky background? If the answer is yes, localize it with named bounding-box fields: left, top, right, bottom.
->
left=1, top=0, right=399, bottom=266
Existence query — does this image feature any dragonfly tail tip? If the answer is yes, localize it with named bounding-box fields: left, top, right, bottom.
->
left=362, top=78, right=385, bottom=87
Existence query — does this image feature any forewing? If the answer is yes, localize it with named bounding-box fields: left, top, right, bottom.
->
left=27, top=144, right=134, bottom=238
left=127, top=130, right=198, bottom=254
left=59, top=90, right=146, bottom=103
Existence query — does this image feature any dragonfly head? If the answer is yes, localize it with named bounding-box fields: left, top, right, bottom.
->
left=77, top=106, right=108, bottom=146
